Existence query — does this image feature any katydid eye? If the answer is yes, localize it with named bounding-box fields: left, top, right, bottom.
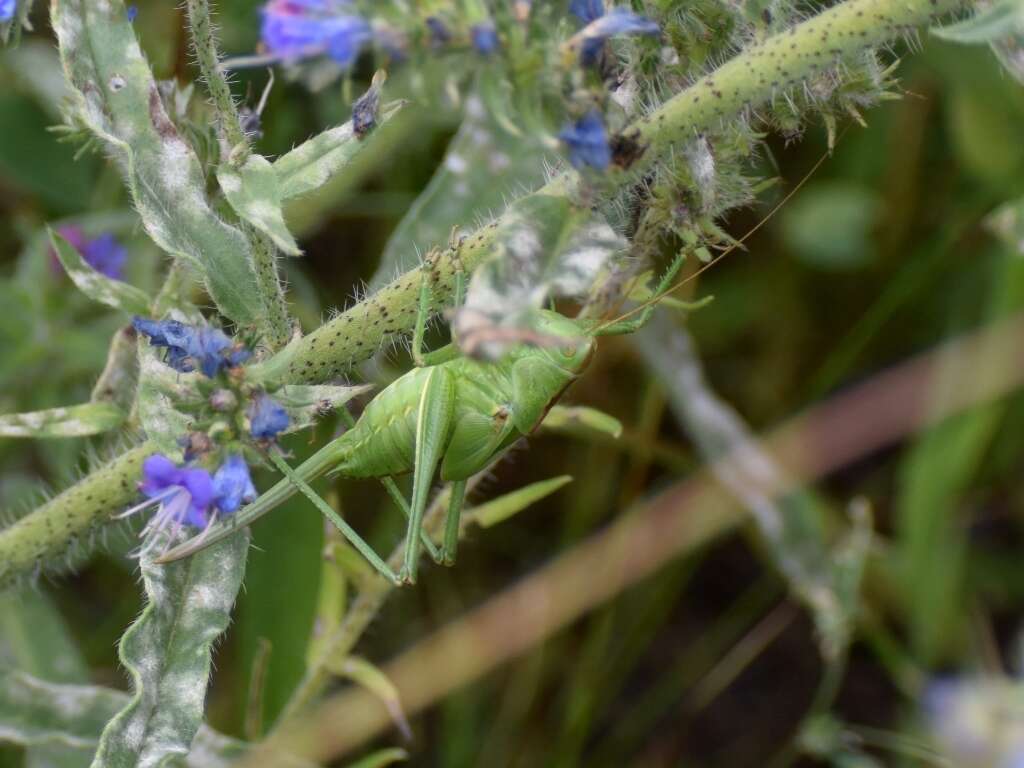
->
left=561, top=345, right=577, bottom=358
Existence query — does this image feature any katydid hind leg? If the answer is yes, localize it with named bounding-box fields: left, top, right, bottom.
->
left=267, top=450, right=402, bottom=586
left=442, top=479, right=467, bottom=566
left=400, top=367, right=456, bottom=584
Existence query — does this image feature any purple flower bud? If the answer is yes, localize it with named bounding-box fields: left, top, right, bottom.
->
left=559, top=111, right=611, bottom=170
left=471, top=22, right=499, bottom=55
left=133, top=317, right=251, bottom=378
left=0, top=0, right=16, bottom=22
left=213, top=454, right=258, bottom=513
left=249, top=392, right=290, bottom=440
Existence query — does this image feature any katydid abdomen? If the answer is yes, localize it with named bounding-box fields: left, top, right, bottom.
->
left=335, top=356, right=521, bottom=481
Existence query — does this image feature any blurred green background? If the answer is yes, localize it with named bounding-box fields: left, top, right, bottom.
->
left=2, top=1, right=1024, bottom=766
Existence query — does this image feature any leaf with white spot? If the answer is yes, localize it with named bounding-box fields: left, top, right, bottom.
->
left=453, top=192, right=624, bottom=358
left=932, top=0, right=1024, bottom=43
left=136, top=343, right=198, bottom=458
left=51, top=0, right=262, bottom=328
left=986, top=196, right=1024, bottom=255
left=218, top=155, right=301, bottom=256
left=273, top=101, right=404, bottom=201
left=0, top=402, right=126, bottom=438
left=0, top=668, right=282, bottom=768
left=370, top=87, right=549, bottom=292
left=273, top=383, right=374, bottom=432
left=91, top=531, right=249, bottom=768
left=49, top=228, right=151, bottom=315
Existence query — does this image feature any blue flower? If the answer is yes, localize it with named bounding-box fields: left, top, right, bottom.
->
left=569, top=0, right=604, bottom=23
left=133, top=317, right=252, bottom=378
left=573, top=5, right=660, bottom=65
left=260, top=0, right=372, bottom=67
left=126, top=454, right=216, bottom=536
left=52, top=226, right=127, bottom=281
left=81, top=233, right=128, bottom=280
left=471, top=22, right=499, bottom=55
left=0, top=0, right=15, bottom=22
left=559, top=111, right=611, bottom=170
left=249, top=392, right=290, bottom=440
left=213, top=454, right=258, bottom=513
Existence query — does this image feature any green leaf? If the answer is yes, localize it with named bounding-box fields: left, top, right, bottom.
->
left=342, top=748, right=408, bottom=768
left=218, top=155, right=302, bottom=256
left=48, top=229, right=152, bottom=314
left=0, top=669, right=263, bottom=768
left=470, top=476, right=573, bottom=529
left=0, top=591, right=92, bottom=768
left=136, top=343, right=197, bottom=458
left=273, top=383, right=374, bottom=433
left=51, top=0, right=261, bottom=327
left=273, top=101, right=404, bottom=201
left=986, top=195, right=1024, bottom=255
left=328, top=657, right=412, bottom=741
left=92, top=531, right=249, bottom=768
left=0, top=402, right=126, bottom=438
left=453, top=192, right=621, bottom=358
left=370, top=86, right=549, bottom=292
left=0, top=668, right=126, bottom=752
left=540, top=405, right=623, bottom=439
left=932, top=0, right=1024, bottom=43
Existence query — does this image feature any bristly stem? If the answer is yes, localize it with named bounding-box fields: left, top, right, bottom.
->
left=184, top=0, right=247, bottom=152
left=185, top=0, right=293, bottom=351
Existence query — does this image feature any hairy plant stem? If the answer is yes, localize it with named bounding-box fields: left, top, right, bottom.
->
left=0, top=443, right=152, bottom=591
left=0, top=0, right=963, bottom=590
left=185, top=0, right=292, bottom=351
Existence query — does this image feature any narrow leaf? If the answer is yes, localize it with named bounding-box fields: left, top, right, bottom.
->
left=0, top=668, right=125, bottom=751
left=274, top=101, right=404, bottom=201
left=218, top=154, right=302, bottom=256
left=453, top=192, right=622, bottom=359
left=136, top=343, right=197, bottom=458
left=51, top=0, right=261, bottom=326
left=932, top=0, right=1024, bottom=43
left=48, top=228, right=151, bottom=315
left=92, top=531, right=249, bottom=768
left=342, top=748, right=409, bottom=768
left=540, top=405, right=623, bottom=439
left=0, top=402, right=126, bottom=438
left=274, top=383, right=374, bottom=433
left=370, top=85, right=549, bottom=292
left=986, top=195, right=1024, bottom=255
left=328, top=657, right=412, bottom=742
left=470, top=476, right=573, bottom=529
